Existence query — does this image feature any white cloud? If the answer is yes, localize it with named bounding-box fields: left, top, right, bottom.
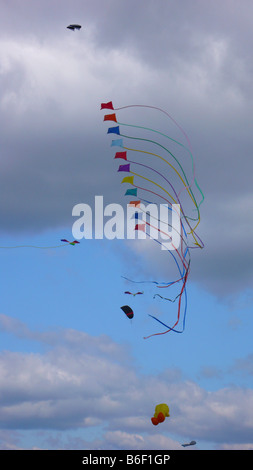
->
left=0, top=315, right=253, bottom=449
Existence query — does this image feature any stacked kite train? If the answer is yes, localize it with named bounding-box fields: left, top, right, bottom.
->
left=101, top=101, right=204, bottom=339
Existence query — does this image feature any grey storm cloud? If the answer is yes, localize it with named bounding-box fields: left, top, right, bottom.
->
left=0, top=0, right=253, bottom=296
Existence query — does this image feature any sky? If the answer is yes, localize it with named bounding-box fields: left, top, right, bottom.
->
left=0, top=0, right=253, bottom=451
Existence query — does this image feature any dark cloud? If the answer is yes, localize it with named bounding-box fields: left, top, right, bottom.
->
left=0, top=0, right=253, bottom=296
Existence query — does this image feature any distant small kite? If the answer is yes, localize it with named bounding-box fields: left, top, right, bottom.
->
left=61, top=239, right=80, bottom=246
left=182, top=440, right=196, bottom=447
left=67, top=24, right=82, bottom=31
left=124, top=291, right=144, bottom=297
left=120, top=305, right=134, bottom=319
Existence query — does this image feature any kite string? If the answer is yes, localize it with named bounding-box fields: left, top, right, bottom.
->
left=143, top=262, right=189, bottom=339
left=125, top=175, right=203, bottom=249
left=124, top=145, right=200, bottom=223
left=101, top=101, right=203, bottom=337
left=126, top=155, right=202, bottom=249
left=0, top=244, right=66, bottom=249
left=120, top=132, right=202, bottom=228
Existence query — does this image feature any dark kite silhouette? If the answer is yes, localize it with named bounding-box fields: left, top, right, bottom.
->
left=67, top=24, right=82, bottom=31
